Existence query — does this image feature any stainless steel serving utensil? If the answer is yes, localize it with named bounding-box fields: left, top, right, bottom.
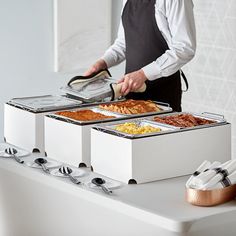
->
left=91, top=178, right=112, bottom=194
left=35, top=158, right=50, bottom=173
left=59, top=166, right=81, bottom=185
left=5, top=147, right=24, bottom=164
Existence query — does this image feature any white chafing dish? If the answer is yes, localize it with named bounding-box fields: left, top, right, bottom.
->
left=91, top=112, right=231, bottom=184
left=4, top=95, right=82, bottom=153
left=3, top=69, right=148, bottom=154
left=44, top=102, right=172, bottom=168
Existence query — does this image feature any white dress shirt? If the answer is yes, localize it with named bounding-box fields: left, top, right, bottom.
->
left=102, top=0, right=196, bottom=81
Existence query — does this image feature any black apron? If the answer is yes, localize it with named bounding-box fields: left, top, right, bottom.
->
left=122, top=0, right=182, bottom=112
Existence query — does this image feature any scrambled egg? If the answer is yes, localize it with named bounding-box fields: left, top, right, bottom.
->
left=115, top=122, right=161, bottom=135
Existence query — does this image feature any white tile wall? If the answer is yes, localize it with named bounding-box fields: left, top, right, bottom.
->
left=183, top=0, right=236, bottom=158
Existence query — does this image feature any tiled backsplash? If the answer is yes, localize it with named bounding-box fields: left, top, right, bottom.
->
left=183, top=0, right=236, bottom=158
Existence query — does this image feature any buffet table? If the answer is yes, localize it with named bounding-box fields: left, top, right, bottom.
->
left=1, top=154, right=236, bottom=236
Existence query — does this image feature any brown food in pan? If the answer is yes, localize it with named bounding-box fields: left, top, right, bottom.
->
left=56, top=110, right=115, bottom=121
left=153, top=113, right=216, bottom=128
left=99, top=99, right=161, bottom=115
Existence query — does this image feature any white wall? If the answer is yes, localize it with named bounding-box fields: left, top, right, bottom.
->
left=183, top=0, right=236, bottom=158
left=0, top=0, right=69, bottom=140
left=0, top=0, right=123, bottom=141
left=55, top=0, right=112, bottom=73
left=111, top=0, right=123, bottom=42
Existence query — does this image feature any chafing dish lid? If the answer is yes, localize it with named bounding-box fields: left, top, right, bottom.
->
left=61, top=69, right=117, bottom=102
left=8, top=95, right=82, bottom=112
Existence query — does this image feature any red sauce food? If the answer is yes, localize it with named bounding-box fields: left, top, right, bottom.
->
left=56, top=110, right=115, bottom=121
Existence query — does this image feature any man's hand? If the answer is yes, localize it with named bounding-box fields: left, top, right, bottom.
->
left=118, top=69, right=148, bottom=96
left=84, top=59, right=107, bottom=76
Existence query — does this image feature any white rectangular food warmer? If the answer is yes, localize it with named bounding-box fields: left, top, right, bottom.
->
left=91, top=113, right=231, bottom=184
left=3, top=70, right=119, bottom=154
left=4, top=95, right=82, bottom=153
left=44, top=103, right=171, bottom=168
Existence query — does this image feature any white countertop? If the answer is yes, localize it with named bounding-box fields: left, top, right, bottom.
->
left=1, top=154, right=236, bottom=234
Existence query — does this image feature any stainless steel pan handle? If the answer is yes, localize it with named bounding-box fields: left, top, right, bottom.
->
left=201, top=112, right=225, bottom=120
left=155, top=101, right=170, bottom=107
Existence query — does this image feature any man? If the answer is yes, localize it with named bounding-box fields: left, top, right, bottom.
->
left=85, top=0, right=196, bottom=111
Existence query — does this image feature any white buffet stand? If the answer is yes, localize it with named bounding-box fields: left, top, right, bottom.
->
left=1, top=154, right=236, bottom=236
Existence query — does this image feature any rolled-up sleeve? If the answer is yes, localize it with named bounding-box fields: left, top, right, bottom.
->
left=142, top=0, right=196, bottom=81
left=101, top=21, right=126, bottom=68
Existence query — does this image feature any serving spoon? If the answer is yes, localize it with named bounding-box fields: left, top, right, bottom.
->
left=5, top=147, right=24, bottom=164
left=34, top=158, right=50, bottom=173
left=91, top=178, right=112, bottom=194
left=59, top=166, right=81, bottom=185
